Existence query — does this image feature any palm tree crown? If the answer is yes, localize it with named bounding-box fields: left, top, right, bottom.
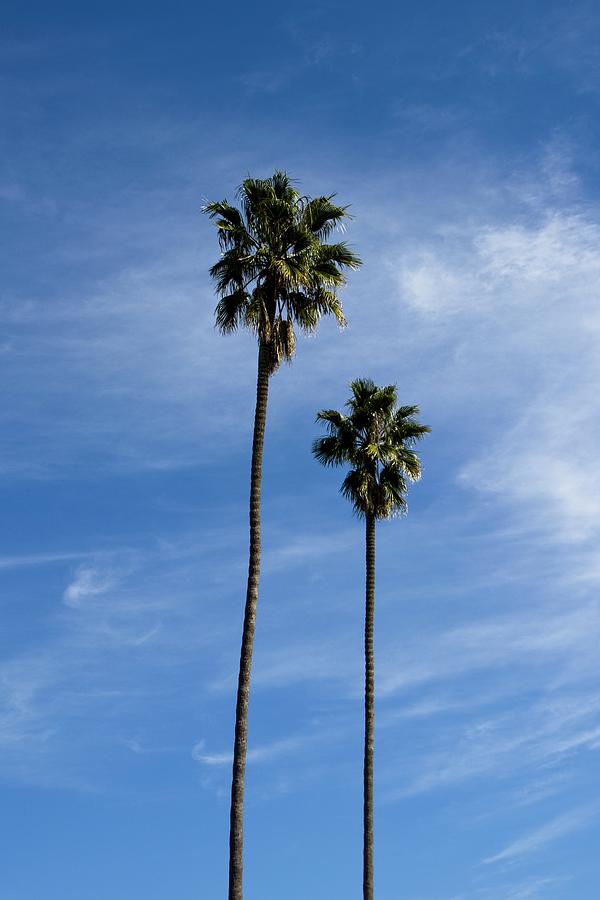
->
left=204, top=171, right=361, bottom=372
left=313, top=378, right=430, bottom=518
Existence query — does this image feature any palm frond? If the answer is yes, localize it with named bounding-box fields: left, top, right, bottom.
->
left=312, top=435, right=346, bottom=467
left=317, top=242, right=362, bottom=271
left=209, top=253, right=252, bottom=293
left=301, top=196, right=351, bottom=239
left=203, top=201, right=255, bottom=252
left=378, top=464, right=409, bottom=516
left=289, top=288, right=346, bottom=331
left=315, top=409, right=346, bottom=428
left=397, top=447, right=422, bottom=480
left=214, top=289, right=251, bottom=334
left=270, top=256, right=303, bottom=287
left=202, top=200, right=241, bottom=228
left=270, top=170, right=297, bottom=202
left=286, top=292, right=320, bottom=331
left=396, top=405, right=420, bottom=419
left=341, top=468, right=374, bottom=516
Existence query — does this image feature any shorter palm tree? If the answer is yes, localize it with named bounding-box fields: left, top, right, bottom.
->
left=313, top=378, right=429, bottom=900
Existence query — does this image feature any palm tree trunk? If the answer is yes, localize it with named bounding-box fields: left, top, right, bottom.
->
left=363, top=513, right=376, bottom=900
left=228, top=339, right=270, bottom=900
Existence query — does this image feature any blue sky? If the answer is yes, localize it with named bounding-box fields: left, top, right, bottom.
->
left=2, top=1, right=600, bottom=897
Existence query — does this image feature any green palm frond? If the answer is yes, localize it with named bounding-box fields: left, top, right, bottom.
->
left=215, top=289, right=251, bottom=334
left=286, top=227, right=314, bottom=257
left=313, top=379, right=429, bottom=519
left=316, top=242, right=362, bottom=271
left=396, top=405, right=420, bottom=419
left=378, top=464, right=409, bottom=516
left=205, top=171, right=360, bottom=371
left=270, top=170, right=298, bottom=201
left=312, top=435, right=346, bottom=467
left=203, top=201, right=255, bottom=253
left=315, top=409, right=347, bottom=429
left=209, top=252, right=253, bottom=293
left=288, top=289, right=346, bottom=331
left=341, top=468, right=374, bottom=516
left=203, top=201, right=244, bottom=232
left=300, top=196, right=351, bottom=239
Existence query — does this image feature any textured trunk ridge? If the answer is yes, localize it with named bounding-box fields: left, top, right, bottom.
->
left=363, top=514, right=376, bottom=900
left=228, top=340, right=270, bottom=900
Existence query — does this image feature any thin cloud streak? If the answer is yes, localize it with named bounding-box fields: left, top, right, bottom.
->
left=483, top=805, right=597, bottom=865
left=193, top=733, right=317, bottom=767
left=0, top=551, right=88, bottom=569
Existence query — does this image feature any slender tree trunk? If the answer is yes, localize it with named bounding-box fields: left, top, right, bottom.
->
left=228, top=339, right=270, bottom=900
left=363, top=514, right=376, bottom=900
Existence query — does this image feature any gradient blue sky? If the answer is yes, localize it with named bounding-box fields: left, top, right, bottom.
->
left=2, top=2, right=600, bottom=898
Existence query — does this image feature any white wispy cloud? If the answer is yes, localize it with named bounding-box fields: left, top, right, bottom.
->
left=262, top=530, right=356, bottom=573
left=0, top=551, right=86, bottom=570
left=119, top=737, right=174, bottom=755
left=397, top=187, right=600, bottom=558
left=391, top=691, right=600, bottom=799
left=192, top=733, right=314, bottom=767
left=0, top=534, right=238, bottom=787
left=212, top=593, right=600, bottom=702
left=379, top=600, right=600, bottom=697
left=483, top=805, right=597, bottom=865
left=63, top=564, right=117, bottom=607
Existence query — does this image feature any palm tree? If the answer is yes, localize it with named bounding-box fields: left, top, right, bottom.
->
left=204, top=172, right=361, bottom=900
left=313, top=378, right=429, bottom=900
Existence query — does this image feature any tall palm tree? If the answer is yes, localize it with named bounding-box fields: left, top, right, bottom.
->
left=313, top=378, right=429, bottom=900
left=204, top=172, right=361, bottom=900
